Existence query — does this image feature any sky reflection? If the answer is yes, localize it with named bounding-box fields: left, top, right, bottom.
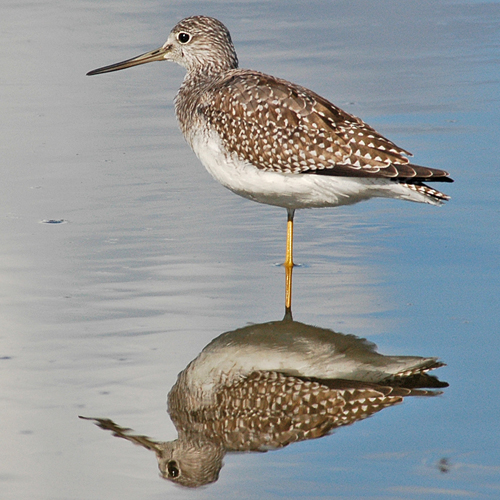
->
left=1, top=1, right=499, bottom=499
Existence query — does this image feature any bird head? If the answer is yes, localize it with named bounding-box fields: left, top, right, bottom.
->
left=156, top=438, right=225, bottom=488
left=87, top=16, right=238, bottom=77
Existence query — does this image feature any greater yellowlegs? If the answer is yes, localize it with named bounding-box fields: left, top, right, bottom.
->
left=81, top=318, right=446, bottom=487
left=88, top=16, right=453, bottom=308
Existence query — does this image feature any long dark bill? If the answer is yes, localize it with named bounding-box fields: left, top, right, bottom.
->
left=87, top=45, right=169, bottom=76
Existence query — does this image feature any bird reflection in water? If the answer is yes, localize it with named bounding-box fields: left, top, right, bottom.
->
left=81, top=316, right=447, bottom=488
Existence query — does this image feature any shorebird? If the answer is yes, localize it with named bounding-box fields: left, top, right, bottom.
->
left=81, top=318, right=446, bottom=487
left=88, top=16, right=453, bottom=308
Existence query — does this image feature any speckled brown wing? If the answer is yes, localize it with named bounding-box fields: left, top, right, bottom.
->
left=201, top=70, right=451, bottom=181
left=170, top=371, right=408, bottom=452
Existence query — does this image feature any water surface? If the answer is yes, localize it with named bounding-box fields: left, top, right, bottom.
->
left=1, top=1, right=499, bottom=499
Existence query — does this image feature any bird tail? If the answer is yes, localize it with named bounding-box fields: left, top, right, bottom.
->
left=381, top=358, right=448, bottom=392
left=401, top=181, right=451, bottom=205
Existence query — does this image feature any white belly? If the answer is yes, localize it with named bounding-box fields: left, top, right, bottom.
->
left=189, top=130, right=434, bottom=209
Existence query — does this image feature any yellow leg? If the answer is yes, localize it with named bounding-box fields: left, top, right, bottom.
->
left=285, top=263, right=293, bottom=313
left=284, top=209, right=295, bottom=268
left=284, top=209, right=295, bottom=311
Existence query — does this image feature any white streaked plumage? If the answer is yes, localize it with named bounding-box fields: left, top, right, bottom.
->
left=171, top=319, right=444, bottom=408
left=87, top=15, right=453, bottom=294
left=192, top=130, right=441, bottom=209
left=81, top=318, right=447, bottom=488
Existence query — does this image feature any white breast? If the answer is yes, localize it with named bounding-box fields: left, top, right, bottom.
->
left=189, top=130, right=433, bottom=209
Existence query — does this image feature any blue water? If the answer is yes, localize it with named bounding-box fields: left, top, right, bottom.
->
left=1, top=1, right=499, bottom=499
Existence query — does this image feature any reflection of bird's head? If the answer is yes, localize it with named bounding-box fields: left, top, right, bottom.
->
left=156, top=439, right=225, bottom=488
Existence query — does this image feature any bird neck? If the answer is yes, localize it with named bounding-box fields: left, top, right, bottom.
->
left=174, top=67, right=233, bottom=139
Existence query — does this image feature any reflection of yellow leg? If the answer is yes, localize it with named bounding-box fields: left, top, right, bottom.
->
left=284, top=209, right=295, bottom=311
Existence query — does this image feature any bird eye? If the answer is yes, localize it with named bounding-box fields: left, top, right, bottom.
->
left=167, top=460, right=180, bottom=478
left=177, top=32, right=190, bottom=44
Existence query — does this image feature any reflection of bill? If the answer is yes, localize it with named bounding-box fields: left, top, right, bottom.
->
left=81, top=317, right=447, bottom=488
